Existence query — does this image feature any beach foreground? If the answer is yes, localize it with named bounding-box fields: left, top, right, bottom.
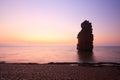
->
left=0, top=63, right=120, bottom=80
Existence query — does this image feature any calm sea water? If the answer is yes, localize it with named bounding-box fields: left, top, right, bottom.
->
left=0, top=44, right=120, bottom=63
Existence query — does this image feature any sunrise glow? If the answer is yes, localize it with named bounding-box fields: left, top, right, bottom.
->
left=0, top=0, right=120, bottom=46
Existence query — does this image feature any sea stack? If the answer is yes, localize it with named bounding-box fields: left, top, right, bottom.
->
left=77, top=20, right=93, bottom=52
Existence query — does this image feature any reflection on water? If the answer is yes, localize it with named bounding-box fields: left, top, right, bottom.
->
left=77, top=51, right=94, bottom=62
left=0, top=44, right=120, bottom=63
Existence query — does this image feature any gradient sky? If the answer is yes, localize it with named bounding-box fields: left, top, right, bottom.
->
left=0, top=0, right=120, bottom=46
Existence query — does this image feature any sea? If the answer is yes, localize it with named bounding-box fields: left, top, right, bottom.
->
left=0, top=44, right=120, bottom=63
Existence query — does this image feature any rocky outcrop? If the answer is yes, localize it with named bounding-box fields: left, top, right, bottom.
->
left=77, top=20, right=93, bottom=52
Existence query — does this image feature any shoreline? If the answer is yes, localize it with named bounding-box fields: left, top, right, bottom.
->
left=0, top=62, right=120, bottom=80
left=1, top=61, right=120, bottom=66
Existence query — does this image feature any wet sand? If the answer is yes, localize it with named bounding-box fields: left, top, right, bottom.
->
left=0, top=63, right=120, bottom=80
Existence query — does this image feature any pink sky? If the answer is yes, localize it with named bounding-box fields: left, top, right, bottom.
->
left=0, top=0, right=120, bottom=46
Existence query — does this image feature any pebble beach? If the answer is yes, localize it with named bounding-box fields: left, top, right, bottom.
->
left=0, top=63, right=120, bottom=80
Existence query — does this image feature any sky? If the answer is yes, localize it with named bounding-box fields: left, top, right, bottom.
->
left=0, top=0, right=120, bottom=46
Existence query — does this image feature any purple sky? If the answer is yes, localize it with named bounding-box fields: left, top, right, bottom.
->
left=0, top=0, right=120, bottom=46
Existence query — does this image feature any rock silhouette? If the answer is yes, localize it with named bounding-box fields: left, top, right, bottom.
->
left=77, top=51, right=94, bottom=62
left=77, top=20, right=93, bottom=52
